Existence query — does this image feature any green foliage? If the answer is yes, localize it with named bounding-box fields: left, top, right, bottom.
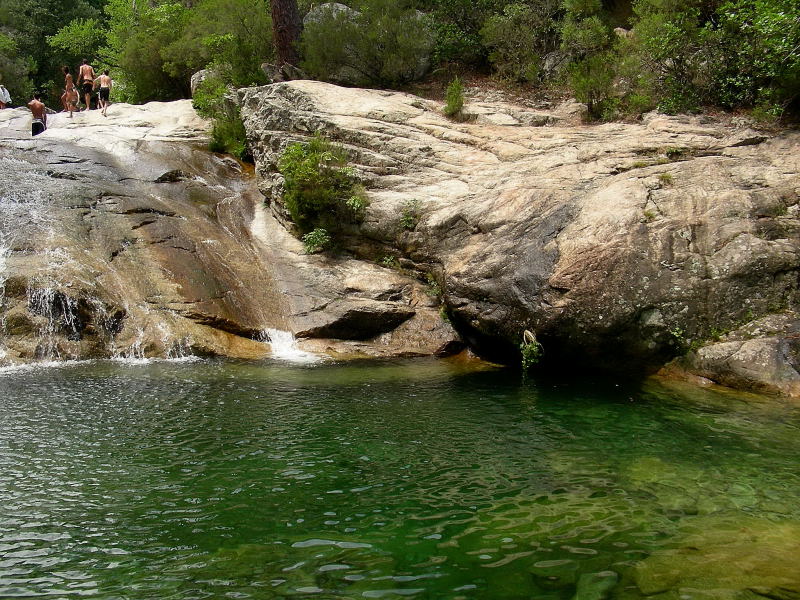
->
left=400, top=198, right=422, bottom=230
left=301, top=0, right=435, bottom=87
left=47, top=18, right=104, bottom=59
left=102, top=0, right=191, bottom=102
left=209, top=111, right=250, bottom=162
left=425, top=273, right=442, bottom=298
left=2, top=0, right=798, bottom=119
left=162, top=0, right=272, bottom=88
left=562, top=0, right=601, bottom=18
left=192, top=75, right=250, bottom=161
left=278, top=135, right=367, bottom=233
left=192, top=76, right=229, bottom=119
left=380, top=255, right=400, bottom=268
left=561, top=14, right=609, bottom=57
left=101, top=0, right=271, bottom=104
left=520, top=330, right=544, bottom=373
left=443, top=75, right=466, bottom=119
left=346, top=194, right=369, bottom=220
left=658, top=172, right=674, bottom=186
left=568, top=52, right=616, bottom=119
left=480, top=2, right=561, bottom=82
left=416, top=0, right=508, bottom=65
left=0, top=0, right=99, bottom=104
left=0, top=33, right=34, bottom=105
left=302, top=228, right=332, bottom=254
left=701, top=0, right=800, bottom=112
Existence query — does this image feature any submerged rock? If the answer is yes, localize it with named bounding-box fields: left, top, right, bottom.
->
left=630, top=513, right=800, bottom=599
left=239, top=80, right=800, bottom=388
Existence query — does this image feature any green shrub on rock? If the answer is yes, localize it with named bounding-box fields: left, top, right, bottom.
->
left=192, top=76, right=250, bottom=161
left=443, top=76, right=466, bottom=120
left=520, top=330, right=544, bottom=374
left=278, top=135, right=368, bottom=234
left=302, top=228, right=332, bottom=254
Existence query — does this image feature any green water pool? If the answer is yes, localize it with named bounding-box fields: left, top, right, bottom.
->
left=1, top=358, right=799, bottom=599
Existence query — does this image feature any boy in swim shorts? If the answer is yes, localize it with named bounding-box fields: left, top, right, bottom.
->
left=78, top=59, right=96, bottom=111
left=28, top=93, right=47, bottom=136
left=97, top=70, right=112, bottom=116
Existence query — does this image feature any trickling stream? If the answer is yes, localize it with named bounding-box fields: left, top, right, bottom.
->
left=1, top=358, right=798, bottom=599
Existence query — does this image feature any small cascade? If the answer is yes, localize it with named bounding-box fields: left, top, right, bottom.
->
left=115, top=326, right=147, bottom=363
left=158, top=322, right=192, bottom=360
left=0, top=238, right=11, bottom=361
left=260, top=328, right=320, bottom=363
left=27, top=286, right=80, bottom=359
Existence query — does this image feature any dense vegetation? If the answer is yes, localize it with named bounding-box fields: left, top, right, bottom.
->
left=1, top=0, right=798, bottom=120
left=277, top=135, right=368, bottom=251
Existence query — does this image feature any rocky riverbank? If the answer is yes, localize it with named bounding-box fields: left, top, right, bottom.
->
left=0, top=101, right=457, bottom=364
left=239, top=80, right=800, bottom=396
left=2, top=85, right=799, bottom=396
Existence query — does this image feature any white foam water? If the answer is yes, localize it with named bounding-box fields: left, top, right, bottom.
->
left=261, top=328, right=321, bottom=363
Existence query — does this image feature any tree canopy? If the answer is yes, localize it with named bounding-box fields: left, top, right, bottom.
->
left=0, top=0, right=796, bottom=119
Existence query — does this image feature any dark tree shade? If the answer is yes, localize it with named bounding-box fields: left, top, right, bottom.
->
left=270, top=0, right=301, bottom=67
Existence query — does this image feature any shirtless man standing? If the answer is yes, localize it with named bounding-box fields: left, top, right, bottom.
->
left=28, top=93, right=47, bottom=136
left=97, top=70, right=112, bottom=116
left=78, top=59, right=96, bottom=111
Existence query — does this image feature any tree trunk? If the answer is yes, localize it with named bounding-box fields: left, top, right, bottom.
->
left=271, top=0, right=302, bottom=68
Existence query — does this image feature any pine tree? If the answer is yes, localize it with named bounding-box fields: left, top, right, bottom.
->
left=270, top=0, right=301, bottom=68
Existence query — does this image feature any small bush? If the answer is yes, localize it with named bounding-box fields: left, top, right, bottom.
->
left=480, top=2, right=561, bottom=82
left=400, top=198, right=421, bottom=230
left=520, top=330, right=544, bottom=374
left=380, top=255, right=400, bottom=269
left=425, top=273, right=442, bottom=298
left=193, top=76, right=251, bottom=161
left=278, top=134, right=367, bottom=233
left=301, top=0, right=434, bottom=87
left=658, top=172, right=674, bottom=186
left=444, top=76, right=466, bottom=119
left=568, top=53, right=616, bottom=119
left=302, top=228, right=331, bottom=254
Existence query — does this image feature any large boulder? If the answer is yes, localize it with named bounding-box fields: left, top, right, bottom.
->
left=0, top=101, right=459, bottom=364
left=239, top=80, right=800, bottom=384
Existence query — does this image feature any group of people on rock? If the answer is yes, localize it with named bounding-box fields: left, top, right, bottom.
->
left=26, top=59, right=114, bottom=137
left=60, top=60, right=113, bottom=118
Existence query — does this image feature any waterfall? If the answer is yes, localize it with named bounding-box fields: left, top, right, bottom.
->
left=0, top=238, right=10, bottom=361
left=260, top=328, right=320, bottom=363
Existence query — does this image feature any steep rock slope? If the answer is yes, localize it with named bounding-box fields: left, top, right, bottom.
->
left=0, top=102, right=457, bottom=363
left=240, top=81, right=800, bottom=393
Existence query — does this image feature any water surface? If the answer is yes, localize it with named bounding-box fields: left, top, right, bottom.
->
left=1, top=358, right=799, bottom=599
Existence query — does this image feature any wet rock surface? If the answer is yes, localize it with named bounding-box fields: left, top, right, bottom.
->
left=239, top=80, right=800, bottom=389
left=0, top=101, right=458, bottom=362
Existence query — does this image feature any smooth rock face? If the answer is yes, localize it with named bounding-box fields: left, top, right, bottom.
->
left=0, top=101, right=458, bottom=363
left=239, top=81, right=800, bottom=382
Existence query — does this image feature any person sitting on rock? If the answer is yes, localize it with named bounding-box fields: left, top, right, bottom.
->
left=0, top=82, right=10, bottom=109
left=28, top=93, right=47, bottom=136
left=78, top=59, right=96, bottom=111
